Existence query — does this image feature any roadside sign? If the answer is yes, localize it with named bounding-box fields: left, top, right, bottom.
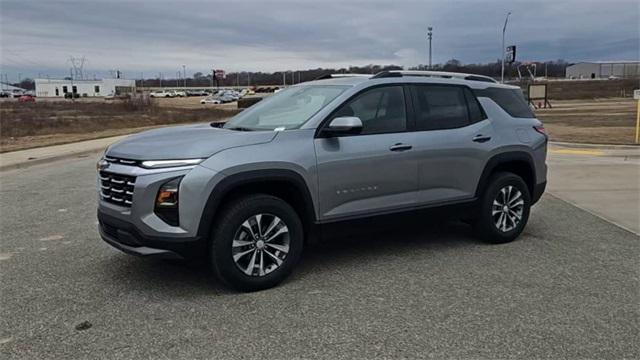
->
left=215, top=70, right=226, bottom=79
left=506, top=45, right=516, bottom=63
left=635, top=89, right=640, bottom=144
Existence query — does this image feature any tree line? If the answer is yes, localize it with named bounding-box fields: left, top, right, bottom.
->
left=11, top=59, right=571, bottom=90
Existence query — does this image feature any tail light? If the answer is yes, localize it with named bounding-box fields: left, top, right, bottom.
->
left=533, top=125, right=547, bottom=137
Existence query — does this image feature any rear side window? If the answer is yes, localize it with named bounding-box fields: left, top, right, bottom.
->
left=412, top=85, right=469, bottom=130
left=474, top=87, right=534, bottom=118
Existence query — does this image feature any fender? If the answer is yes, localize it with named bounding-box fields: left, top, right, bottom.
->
left=196, top=169, right=317, bottom=239
left=475, top=151, right=536, bottom=198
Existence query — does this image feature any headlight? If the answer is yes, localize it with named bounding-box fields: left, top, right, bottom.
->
left=141, top=159, right=203, bottom=169
left=155, top=177, right=182, bottom=226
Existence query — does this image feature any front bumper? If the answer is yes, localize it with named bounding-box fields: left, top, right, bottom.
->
left=98, top=210, right=204, bottom=259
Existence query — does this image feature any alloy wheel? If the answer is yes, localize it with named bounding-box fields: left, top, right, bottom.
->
left=492, top=185, right=525, bottom=232
left=231, top=213, right=290, bottom=276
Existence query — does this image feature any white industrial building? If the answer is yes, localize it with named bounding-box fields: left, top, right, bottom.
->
left=566, top=61, right=640, bottom=79
left=34, top=78, right=136, bottom=97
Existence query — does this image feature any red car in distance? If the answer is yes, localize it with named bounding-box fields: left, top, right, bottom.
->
left=18, top=94, right=35, bottom=102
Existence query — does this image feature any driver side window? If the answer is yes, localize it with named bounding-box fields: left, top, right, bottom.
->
left=334, top=86, right=407, bottom=135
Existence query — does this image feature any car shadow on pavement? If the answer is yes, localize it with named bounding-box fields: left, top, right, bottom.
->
left=298, top=217, right=478, bottom=273
left=97, top=216, right=479, bottom=295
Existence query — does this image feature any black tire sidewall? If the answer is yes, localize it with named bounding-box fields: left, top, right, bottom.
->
left=475, top=172, right=531, bottom=243
left=210, top=195, right=304, bottom=291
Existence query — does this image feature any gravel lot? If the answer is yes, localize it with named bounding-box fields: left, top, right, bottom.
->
left=0, top=155, right=638, bottom=359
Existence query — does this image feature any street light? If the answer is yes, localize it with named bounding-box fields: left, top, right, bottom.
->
left=182, top=65, right=186, bottom=89
left=427, top=27, right=433, bottom=70
left=501, top=12, right=512, bottom=83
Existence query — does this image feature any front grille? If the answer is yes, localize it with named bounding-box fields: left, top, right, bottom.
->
left=99, top=171, right=136, bottom=207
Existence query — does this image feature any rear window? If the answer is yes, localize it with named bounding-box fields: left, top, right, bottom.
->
left=474, top=87, right=534, bottom=118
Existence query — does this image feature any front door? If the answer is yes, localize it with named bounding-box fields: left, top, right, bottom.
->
left=314, top=85, right=418, bottom=221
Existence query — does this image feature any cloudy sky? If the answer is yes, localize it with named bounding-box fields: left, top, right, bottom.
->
left=1, top=0, right=638, bottom=80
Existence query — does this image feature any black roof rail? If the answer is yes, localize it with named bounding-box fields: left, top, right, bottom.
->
left=314, top=74, right=332, bottom=80
left=371, top=70, right=498, bottom=83
left=314, top=73, right=372, bottom=80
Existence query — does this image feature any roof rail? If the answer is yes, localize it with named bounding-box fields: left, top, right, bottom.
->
left=314, top=73, right=372, bottom=80
left=372, top=70, right=498, bottom=83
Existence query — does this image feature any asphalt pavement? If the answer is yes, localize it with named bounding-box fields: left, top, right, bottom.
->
left=0, top=154, right=638, bottom=359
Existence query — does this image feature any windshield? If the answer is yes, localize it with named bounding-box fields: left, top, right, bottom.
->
left=224, top=85, right=348, bottom=131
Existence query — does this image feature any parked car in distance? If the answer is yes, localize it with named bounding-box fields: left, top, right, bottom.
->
left=97, top=70, right=547, bottom=292
left=149, top=90, right=174, bottom=98
left=173, top=90, right=187, bottom=97
left=18, top=94, right=35, bottom=102
left=64, top=92, right=80, bottom=99
left=200, top=96, right=222, bottom=105
left=0, top=91, right=11, bottom=98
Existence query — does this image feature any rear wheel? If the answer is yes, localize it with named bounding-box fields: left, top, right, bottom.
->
left=473, top=172, right=531, bottom=244
left=210, top=194, right=304, bottom=291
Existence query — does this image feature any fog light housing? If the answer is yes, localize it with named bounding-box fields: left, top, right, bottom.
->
left=155, top=177, right=182, bottom=226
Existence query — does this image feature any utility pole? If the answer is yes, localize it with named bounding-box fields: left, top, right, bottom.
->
left=69, top=68, right=75, bottom=102
left=159, top=72, right=162, bottom=87
left=501, top=12, right=512, bottom=83
left=211, top=68, right=215, bottom=88
left=176, top=71, right=180, bottom=87
left=182, top=65, right=186, bottom=89
left=427, top=27, right=433, bottom=70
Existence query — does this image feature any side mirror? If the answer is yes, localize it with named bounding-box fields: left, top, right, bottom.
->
left=322, top=116, right=363, bottom=137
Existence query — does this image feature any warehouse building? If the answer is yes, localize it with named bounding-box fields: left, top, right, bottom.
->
left=566, top=61, right=640, bottom=79
left=34, top=78, right=136, bottom=97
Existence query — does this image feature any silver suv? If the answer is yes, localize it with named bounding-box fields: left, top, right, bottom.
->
left=97, top=71, right=547, bottom=291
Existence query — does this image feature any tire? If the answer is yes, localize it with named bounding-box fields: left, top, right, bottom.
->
left=473, top=172, right=531, bottom=244
left=210, top=194, right=304, bottom=292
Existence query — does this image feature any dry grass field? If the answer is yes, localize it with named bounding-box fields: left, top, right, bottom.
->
left=0, top=99, right=240, bottom=152
left=0, top=95, right=637, bottom=153
left=536, top=97, right=637, bottom=145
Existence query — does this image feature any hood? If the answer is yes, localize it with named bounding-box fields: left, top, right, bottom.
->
left=106, top=123, right=277, bottom=160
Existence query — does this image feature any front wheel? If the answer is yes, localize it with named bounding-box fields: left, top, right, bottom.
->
left=473, top=172, right=531, bottom=244
left=210, top=194, right=304, bottom=292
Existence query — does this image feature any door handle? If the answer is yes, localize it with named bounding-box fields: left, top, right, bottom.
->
left=389, top=143, right=412, bottom=152
left=472, top=134, right=492, bottom=143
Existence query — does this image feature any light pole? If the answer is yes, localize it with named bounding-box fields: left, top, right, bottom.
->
left=182, top=65, right=186, bottom=89
left=427, top=27, right=433, bottom=70
left=501, top=12, right=511, bottom=83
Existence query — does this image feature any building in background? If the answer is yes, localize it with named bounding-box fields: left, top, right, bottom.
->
left=34, top=78, right=136, bottom=97
left=566, top=61, right=640, bottom=79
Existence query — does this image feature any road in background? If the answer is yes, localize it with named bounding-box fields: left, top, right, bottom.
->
left=0, top=151, right=638, bottom=359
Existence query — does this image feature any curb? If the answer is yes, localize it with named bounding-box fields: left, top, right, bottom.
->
left=549, top=141, right=639, bottom=150
left=0, top=147, right=105, bottom=172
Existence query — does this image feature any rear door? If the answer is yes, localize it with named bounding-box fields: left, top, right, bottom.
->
left=314, top=85, right=418, bottom=221
left=409, top=84, right=493, bottom=205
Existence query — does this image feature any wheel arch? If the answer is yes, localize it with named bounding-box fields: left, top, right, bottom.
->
left=197, top=169, right=317, bottom=240
left=475, top=151, right=536, bottom=199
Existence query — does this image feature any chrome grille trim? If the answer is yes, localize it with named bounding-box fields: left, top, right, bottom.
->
left=99, top=171, right=136, bottom=207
